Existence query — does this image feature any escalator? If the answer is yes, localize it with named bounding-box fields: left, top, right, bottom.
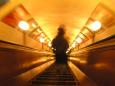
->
left=30, top=63, right=80, bottom=86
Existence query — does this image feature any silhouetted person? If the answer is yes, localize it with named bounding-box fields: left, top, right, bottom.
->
left=52, top=26, right=69, bottom=64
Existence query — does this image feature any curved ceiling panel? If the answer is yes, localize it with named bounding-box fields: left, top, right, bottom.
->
left=20, top=0, right=101, bottom=43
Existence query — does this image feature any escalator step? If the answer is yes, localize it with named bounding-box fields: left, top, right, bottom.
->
left=31, top=64, right=80, bottom=86
left=38, top=75, right=74, bottom=77
left=36, top=77, right=74, bottom=81
left=31, top=85, right=77, bottom=86
left=32, top=80, right=76, bottom=85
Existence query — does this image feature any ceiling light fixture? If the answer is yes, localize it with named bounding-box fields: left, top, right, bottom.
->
left=76, top=37, right=82, bottom=44
left=90, top=21, right=101, bottom=31
left=18, top=20, right=29, bottom=30
left=39, top=37, right=45, bottom=43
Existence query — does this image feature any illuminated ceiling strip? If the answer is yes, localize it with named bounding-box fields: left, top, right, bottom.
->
left=80, top=32, right=88, bottom=39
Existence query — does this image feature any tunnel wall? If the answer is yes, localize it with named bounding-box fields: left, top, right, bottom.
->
left=0, top=0, right=51, bottom=51
left=0, top=22, right=50, bottom=51
left=78, top=25, right=115, bottom=49
left=70, top=36, right=115, bottom=86
left=0, top=40, right=54, bottom=86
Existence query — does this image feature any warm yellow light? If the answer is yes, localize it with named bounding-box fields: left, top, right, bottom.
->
left=48, top=42, right=52, bottom=47
left=37, top=29, right=42, bottom=33
left=69, top=47, right=72, bottom=50
left=18, top=21, right=29, bottom=30
left=51, top=47, right=54, bottom=50
left=32, top=23, right=37, bottom=28
left=79, top=33, right=85, bottom=39
left=71, top=42, right=76, bottom=48
left=68, top=48, right=70, bottom=51
left=70, top=57, right=80, bottom=62
left=76, top=37, right=82, bottom=44
left=66, top=50, right=69, bottom=53
left=90, top=21, right=101, bottom=31
left=67, top=48, right=70, bottom=52
left=39, top=37, right=45, bottom=43
left=40, top=33, right=45, bottom=37
left=80, top=60, right=87, bottom=64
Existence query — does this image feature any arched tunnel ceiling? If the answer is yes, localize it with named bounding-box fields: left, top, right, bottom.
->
left=0, top=0, right=115, bottom=45
left=20, top=0, right=101, bottom=43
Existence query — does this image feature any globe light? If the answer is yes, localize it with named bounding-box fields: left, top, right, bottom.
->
left=18, top=21, right=29, bottom=30
left=90, top=21, right=101, bottom=31
left=76, top=37, right=82, bottom=44
left=39, top=37, right=45, bottom=43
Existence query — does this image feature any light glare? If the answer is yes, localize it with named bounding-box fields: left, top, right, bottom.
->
left=39, top=37, right=45, bottom=43
left=41, top=33, right=45, bottom=37
left=90, top=21, right=101, bottom=31
left=48, top=42, right=52, bottom=47
left=18, top=21, right=29, bottom=30
left=71, top=42, right=76, bottom=48
left=76, top=37, right=82, bottom=44
left=32, top=23, right=37, bottom=28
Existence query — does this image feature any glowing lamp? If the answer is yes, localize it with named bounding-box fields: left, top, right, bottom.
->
left=66, top=50, right=69, bottom=53
left=76, top=37, right=82, bottom=44
left=48, top=42, right=52, bottom=47
left=90, top=21, right=101, bottom=31
left=39, top=37, right=45, bottom=43
left=71, top=42, right=76, bottom=48
left=41, top=33, right=45, bottom=37
left=18, top=21, right=29, bottom=30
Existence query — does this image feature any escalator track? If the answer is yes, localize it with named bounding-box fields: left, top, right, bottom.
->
left=30, top=63, right=80, bottom=86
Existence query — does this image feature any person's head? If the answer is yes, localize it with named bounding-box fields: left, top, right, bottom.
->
left=58, top=25, right=65, bottom=35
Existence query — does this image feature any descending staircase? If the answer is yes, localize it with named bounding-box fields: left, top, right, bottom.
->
left=30, top=63, right=80, bottom=86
